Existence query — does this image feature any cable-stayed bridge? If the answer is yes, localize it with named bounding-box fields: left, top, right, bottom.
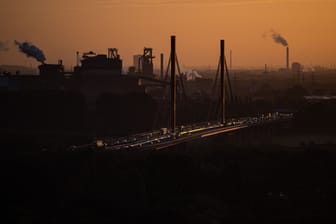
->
left=73, top=36, right=293, bottom=151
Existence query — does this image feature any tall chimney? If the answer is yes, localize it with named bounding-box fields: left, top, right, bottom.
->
left=286, top=47, right=289, bottom=71
left=230, top=49, right=232, bottom=72
left=76, top=51, right=79, bottom=67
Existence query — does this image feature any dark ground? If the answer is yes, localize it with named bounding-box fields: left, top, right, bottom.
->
left=3, top=128, right=336, bottom=224
left=3, top=81, right=336, bottom=223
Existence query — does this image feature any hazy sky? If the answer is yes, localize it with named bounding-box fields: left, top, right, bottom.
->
left=1, top=0, right=336, bottom=70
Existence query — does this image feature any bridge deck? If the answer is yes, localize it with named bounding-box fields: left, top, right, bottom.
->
left=83, top=112, right=292, bottom=151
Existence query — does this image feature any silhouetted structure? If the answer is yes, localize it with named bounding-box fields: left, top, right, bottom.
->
left=38, top=60, right=64, bottom=78
left=74, top=48, right=122, bottom=75
left=171, top=36, right=177, bottom=133
left=292, top=62, right=303, bottom=74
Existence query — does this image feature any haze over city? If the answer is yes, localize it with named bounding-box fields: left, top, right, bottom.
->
left=1, top=0, right=335, bottom=69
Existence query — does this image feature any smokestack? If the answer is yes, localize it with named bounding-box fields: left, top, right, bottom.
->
left=230, top=49, right=232, bottom=72
left=286, top=47, right=289, bottom=71
left=160, top=53, right=164, bottom=80
left=76, top=51, right=79, bottom=67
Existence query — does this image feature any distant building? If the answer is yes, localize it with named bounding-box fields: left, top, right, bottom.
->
left=278, top=68, right=289, bottom=73
left=74, top=48, right=123, bottom=76
left=292, top=62, right=303, bottom=74
left=133, top=55, right=142, bottom=72
left=132, top=48, right=155, bottom=77
left=38, top=60, right=64, bottom=78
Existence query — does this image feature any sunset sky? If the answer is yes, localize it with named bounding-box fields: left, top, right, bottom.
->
left=1, top=0, right=336, bottom=70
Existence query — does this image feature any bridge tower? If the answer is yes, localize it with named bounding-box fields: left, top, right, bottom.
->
left=171, top=36, right=177, bottom=135
left=220, top=40, right=226, bottom=125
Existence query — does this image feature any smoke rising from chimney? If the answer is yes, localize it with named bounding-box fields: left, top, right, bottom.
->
left=270, top=31, right=288, bottom=47
left=14, top=40, right=46, bottom=63
left=0, top=41, right=9, bottom=52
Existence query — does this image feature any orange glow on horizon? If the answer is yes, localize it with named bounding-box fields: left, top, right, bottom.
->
left=1, top=0, right=336, bottom=70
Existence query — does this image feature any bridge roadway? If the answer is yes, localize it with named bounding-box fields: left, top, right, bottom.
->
left=89, top=112, right=292, bottom=151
